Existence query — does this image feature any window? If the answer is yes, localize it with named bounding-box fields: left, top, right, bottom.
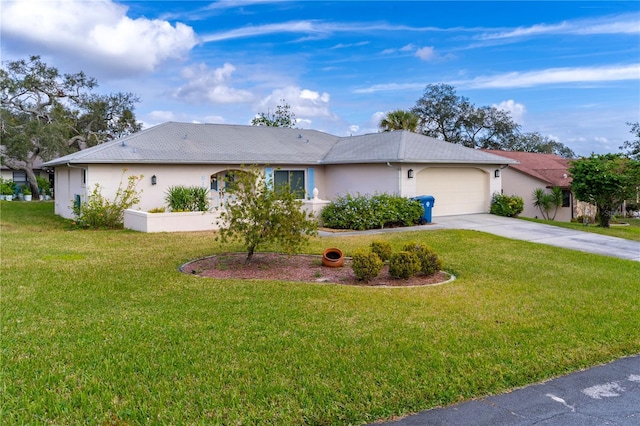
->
left=562, top=190, right=571, bottom=208
left=210, top=174, right=218, bottom=191
left=274, top=170, right=305, bottom=198
left=12, top=171, right=26, bottom=183
left=81, top=169, right=87, bottom=186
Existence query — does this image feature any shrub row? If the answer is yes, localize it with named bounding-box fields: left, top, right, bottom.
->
left=351, top=239, right=443, bottom=282
left=321, top=193, right=423, bottom=230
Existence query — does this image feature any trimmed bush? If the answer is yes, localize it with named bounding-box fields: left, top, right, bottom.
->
left=370, top=239, right=392, bottom=262
left=402, top=242, right=443, bottom=276
left=490, top=193, right=524, bottom=217
left=351, top=249, right=384, bottom=282
left=321, top=193, right=423, bottom=230
left=388, top=251, right=421, bottom=279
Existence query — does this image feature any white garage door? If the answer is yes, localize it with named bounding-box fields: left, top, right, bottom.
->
left=416, top=168, right=489, bottom=216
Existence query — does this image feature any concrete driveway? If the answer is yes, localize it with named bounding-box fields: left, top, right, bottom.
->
left=433, top=214, right=640, bottom=262
left=319, top=214, right=640, bottom=262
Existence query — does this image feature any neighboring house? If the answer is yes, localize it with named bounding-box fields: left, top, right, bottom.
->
left=43, top=122, right=516, bottom=221
left=483, top=150, right=582, bottom=222
left=0, top=160, right=54, bottom=195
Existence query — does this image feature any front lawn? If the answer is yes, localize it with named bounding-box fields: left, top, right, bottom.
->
left=520, top=217, right=640, bottom=241
left=2, top=202, right=639, bottom=424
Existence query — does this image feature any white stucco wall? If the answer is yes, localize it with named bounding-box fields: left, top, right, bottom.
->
left=323, top=164, right=406, bottom=198
left=501, top=168, right=573, bottom=222
left=53, top=163, right=329, bottom=219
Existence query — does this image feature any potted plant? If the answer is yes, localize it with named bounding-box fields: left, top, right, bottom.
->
left=2, top=181, right=15, bottom=201
left=22, top=185, right=32, bottom=201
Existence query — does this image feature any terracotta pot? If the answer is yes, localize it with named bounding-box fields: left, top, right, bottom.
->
left=322, top=247, right=344, bottom=267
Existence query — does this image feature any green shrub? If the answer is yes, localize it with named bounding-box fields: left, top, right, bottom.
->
left=72, top=173, right=143, bottom=229
left=0, top=178, right=16, bottom=196
left=321, top=193, right=423, bottom=230
left=388, top=251, right=421, bottom=279
left=351, top=249, right=384, bottom=282
left=490, top=193, right=524, bottom=217
left=165, top=186, right=210, bottom=212
left=36, top=175, right=51, bottom=195
left=402, top=242, right=443, bottom=276
left=370, top=239, right=392, bottom=262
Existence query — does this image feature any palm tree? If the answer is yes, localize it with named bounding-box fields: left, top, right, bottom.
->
left=379, top=109, right=420, bottom=132
left=532, top=187, right=564, bottom=220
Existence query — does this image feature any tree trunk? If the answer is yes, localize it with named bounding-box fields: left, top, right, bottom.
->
left=246, top=246, right=255, bottom=264
left=597, top=204, right=611, bottom=228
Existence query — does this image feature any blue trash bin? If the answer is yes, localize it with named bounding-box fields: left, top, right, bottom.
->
left=412, top=195, right=435, bottom=224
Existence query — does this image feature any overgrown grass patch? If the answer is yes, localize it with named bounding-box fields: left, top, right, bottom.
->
left=2, top=202, right=639, bottom=424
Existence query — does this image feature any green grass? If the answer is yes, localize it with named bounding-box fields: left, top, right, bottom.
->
left=2, top=202, right=640, bottom=424
left=520, top=217, right=640, bottom=241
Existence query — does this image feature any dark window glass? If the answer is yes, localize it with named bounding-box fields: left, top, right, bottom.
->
left=274, top=170, right=305, bottom=199
left=562, top=190, right=571, bottom=208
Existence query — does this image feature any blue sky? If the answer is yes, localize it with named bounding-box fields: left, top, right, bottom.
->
left=1, top=0, right=638, bottom=156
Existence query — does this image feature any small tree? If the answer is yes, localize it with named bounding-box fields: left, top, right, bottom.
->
left=532, top=186, right=563, bottom=220
left=251, top=99, right=296, bottom=128
left=569, top=154, right=640, bottom=228
left=216, top=166, right=317, bottom=263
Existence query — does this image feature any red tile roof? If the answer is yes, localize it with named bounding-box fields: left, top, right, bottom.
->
left=483, top=150, right=572, bottom=188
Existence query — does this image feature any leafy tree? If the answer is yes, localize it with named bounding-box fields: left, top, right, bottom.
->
left=379, top=109, right=419, bottom=132
left=411, top=83, right=471, bottom=144
left=251, top=99, right=296, bottom=128
left=1, top=55, right=141, bottom=198
left=532, top=186, right=564, bottom=220
left=569, top=154, right=640, bottom=228
left=410, top=83, right=576, bottom=155
left=505, top=132, right=576, bottom=158
left=620, top=121, right=640, bottom=160
left=461, top=105, right=520, bottom=149
left=216, top=166, right=317, bottom=263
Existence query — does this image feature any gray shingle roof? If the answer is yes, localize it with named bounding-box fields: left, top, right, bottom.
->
left=43, top=122, right=516, bottom=166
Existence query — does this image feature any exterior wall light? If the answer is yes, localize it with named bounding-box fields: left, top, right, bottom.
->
left=151, top=175, right=157, bottom=185
left=408, top=169, right=414, bottom=179
left=494, top=169, right=500, bottom=178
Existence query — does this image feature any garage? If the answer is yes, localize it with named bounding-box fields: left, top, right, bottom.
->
left=416, top=167, right=490, bottom=216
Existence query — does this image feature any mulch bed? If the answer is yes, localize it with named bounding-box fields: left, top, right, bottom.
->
left=182, top=252, right=453, bottom=287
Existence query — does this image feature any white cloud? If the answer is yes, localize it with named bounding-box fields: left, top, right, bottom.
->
left=0, top=0, right=197, bottom=77
left=147, top=110, right=178, bottom=123
left=256, top=86, right=333, bottom=119
left=203, top=115, right=226, bottom=124
left=415, top=46, right=435, bottom=61
left=459, top=64, right=640, bottom=89
left=370, top=111, right=386, bottom=127
left=355, top=64, right=640, bottom=94
left=479, top=13, right=640, bottom=40
left=493, top=100, right=527, bottom=124
left=174, top=63, right=254, bottom=104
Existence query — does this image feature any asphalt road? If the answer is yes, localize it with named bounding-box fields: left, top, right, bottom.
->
left=375, top=354, right=640, bottom=425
